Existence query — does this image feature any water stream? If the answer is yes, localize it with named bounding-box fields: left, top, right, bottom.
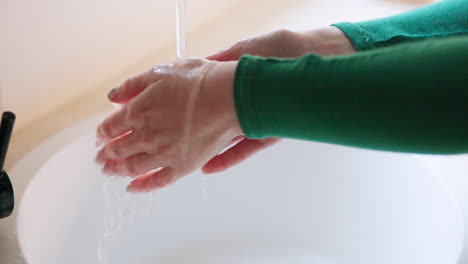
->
left=176, top=0, right=187, bottom=59
left=98, top=177, right=154, bottom=264
left=98, top=1, right=188, bottom=263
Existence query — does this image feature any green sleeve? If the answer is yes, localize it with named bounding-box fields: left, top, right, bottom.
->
left=332, top=0, right=468, bottom=51
left=233, top=36, right=468, bottom=154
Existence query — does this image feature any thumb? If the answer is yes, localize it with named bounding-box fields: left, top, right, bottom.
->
left=206, top=41, right=244, bottom=62
left=202, top=138, right=280, bottom=174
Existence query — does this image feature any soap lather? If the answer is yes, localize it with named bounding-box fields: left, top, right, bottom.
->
left=0, top=112, right=15, bottom=219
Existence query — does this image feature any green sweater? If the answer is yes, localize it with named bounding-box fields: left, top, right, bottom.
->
left=333, top=0, right=468, bottom=51
left=234, top=0, right=468, bottom=154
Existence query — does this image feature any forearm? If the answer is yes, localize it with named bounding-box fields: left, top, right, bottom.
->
left=234, top=36, right=468, bottom=154
left=332, top=0, right=468, bottom=50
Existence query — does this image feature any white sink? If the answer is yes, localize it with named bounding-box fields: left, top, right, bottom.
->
left=14, top=113, right=463, bottom=264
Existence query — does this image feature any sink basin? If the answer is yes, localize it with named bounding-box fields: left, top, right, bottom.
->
left=15, top=113, right=463, bottom=264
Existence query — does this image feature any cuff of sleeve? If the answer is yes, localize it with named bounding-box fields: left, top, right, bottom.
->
left=233, top=54, right=325, bottom=140
left=233, top=56, right=261, bottom=139
left=332, top=22, right=377, bottom=51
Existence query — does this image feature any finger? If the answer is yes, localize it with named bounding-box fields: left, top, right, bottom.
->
left=206, top=42, right=244, bottom=61
left=108, top=68, right=161, bottom=104
left=96, top=108, right=133, bottom=144
left=95, top=131, right=143, bottom=163
left=103, top=153, right=164, bottom=178
left=202, top=138, right=280, bottom=174
left=229, top=135, right=246, bottom=144
left=127, top=167, right=176, bottom=193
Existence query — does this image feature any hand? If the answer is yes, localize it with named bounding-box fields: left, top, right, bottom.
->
left=96, top=59, right=241, bottom=192
left=202, top=26, right=355, bottom=173
left=207, top=26, right=354, bottom=61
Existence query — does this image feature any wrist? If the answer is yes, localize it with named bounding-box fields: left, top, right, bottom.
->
left=300, top=26, right=355, bottom=56
left=201, top=61, right=243, bottom=137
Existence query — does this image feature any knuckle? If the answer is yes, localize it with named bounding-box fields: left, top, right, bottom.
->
left=184, top=58, right=204, bottom=68
left=121, top=78, right=134, bottom=91
left=274, top=29, right=295, bottom=41
left=124, top=104, right=140, bottom=121
left=108, top=142, right=121, bottom=158
left=232, top=40, right=247, bottom=51
left=153, top=64, right=175, bottom=79
left=99, top=122, right=113, bottom=139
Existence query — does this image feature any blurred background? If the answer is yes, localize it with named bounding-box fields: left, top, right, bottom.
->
left=0, top=0, right=432, bottom=131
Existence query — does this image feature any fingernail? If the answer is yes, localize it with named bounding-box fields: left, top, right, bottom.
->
left=107, top=88, right=117, bottom=100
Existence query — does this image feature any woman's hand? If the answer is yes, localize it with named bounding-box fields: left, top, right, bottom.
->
left=207, top=26, right=354, bottom=61
left=202, top=26, right=355, bottom=174
left=96, top=59, right=241, bottom=192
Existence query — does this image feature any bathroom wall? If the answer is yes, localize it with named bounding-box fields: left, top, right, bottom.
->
left=0, top=0, right=241, bottom=130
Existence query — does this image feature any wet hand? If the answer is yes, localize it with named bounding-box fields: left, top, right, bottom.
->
left=96, top=59, right=242, bottom=192
left=206, top=26, right=355, bottom=61
left=202, top=26, right=355, bottom=174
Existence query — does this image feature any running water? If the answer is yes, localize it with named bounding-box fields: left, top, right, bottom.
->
left=176, top=0, right=187, bottom=58
left=176, top=0, right=210, bottom=201
left=98, top=1, right=202, bottom=262
left=98, top=177, right=154, bottom=264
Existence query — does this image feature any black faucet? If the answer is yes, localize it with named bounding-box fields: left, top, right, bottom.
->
left=0, top=112, right=15, bottom=219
